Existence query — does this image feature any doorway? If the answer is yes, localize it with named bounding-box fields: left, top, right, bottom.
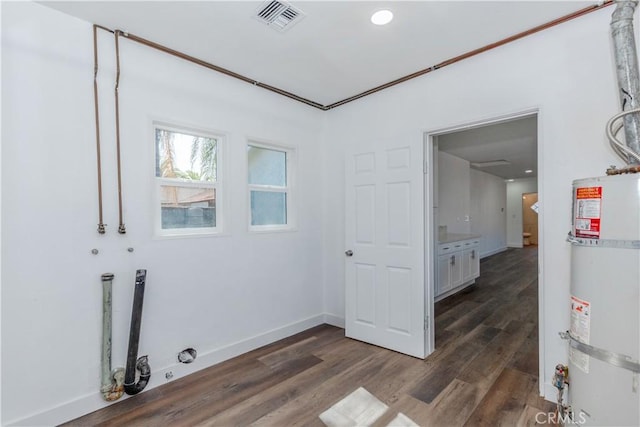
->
left=424, top=108, right=543, bottom=394
left=522, top=192, right=539, bottom=246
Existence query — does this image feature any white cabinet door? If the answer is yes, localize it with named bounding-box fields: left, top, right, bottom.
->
left=437, top=254, right=452, bottom=296
left=450, top=252, right=463, bottom=287
left=470, top=248, right=479, bottom=278
left=438, top=239, right=480, bottom=300
left=462, top=249, right=472, bottom=282
left=462, top=244, right=480, bottom=283
left=345, top=144, right=428, bottom=358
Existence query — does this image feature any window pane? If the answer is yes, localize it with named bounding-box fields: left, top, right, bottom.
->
left=160, top=185, right=216, bottom=229
left=250, top=191, right=287, bottom=226
left=248, top=146, right=286, bottom=186
left=156, top=128, right=217, bottom=182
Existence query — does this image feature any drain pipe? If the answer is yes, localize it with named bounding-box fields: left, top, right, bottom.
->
left=101, top=273, right=125, bottom=401
left=611, top=0, right=640, bottom=163
left=124, top=269, right=151, bottom=395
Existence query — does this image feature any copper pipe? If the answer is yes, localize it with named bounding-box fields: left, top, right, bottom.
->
left=95, top=24, right=114, bottom=34
left=325, top=0, right=614, bottom=110
left=93, top=25, right=106, bottom=234
left=606, top=165, right=640, bottom=174
left=114, top=30, right=126, bottom=234
left=118, top=32, right=325, bottom=110
left=94, top=1, right=612, bottom=112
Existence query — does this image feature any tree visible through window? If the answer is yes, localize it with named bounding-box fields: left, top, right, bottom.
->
left=155, top=125, right=221, bottom=235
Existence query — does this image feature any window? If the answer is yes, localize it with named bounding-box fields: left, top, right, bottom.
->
left=155, top=124, right=222, bottom=236
left=248, top=142, right=295, bottom=231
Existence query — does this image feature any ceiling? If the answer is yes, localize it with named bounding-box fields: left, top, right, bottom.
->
left=41, top=1, right=599, bottom=177
left=43, top=1, right=598, bottom=106
left=438, top=115, right=537, bottom=180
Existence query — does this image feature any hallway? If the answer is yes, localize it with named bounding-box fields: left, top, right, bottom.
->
left=433, top=246, right=551, bottom=425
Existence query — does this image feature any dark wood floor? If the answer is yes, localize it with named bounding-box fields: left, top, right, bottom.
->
left=65, top=246, right=553, bottom=426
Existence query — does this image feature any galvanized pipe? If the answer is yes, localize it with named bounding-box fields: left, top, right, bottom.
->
left=611, top=0, right=640, bottom=163
left=101, top=273, right=125, bottom=401
left=124, top=269, right=151, bottom=395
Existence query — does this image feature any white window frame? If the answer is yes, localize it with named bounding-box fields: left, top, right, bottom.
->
left=153, top=122, right=225, bottom=238
left=247, top=140, right=296, bottom=233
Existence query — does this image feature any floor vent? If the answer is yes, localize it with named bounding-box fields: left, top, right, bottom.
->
left=254, top=0, right=305, bottom=32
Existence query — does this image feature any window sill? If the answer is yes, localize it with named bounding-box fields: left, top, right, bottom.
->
left=154, top=229, right=228, bottom=240
left=248, top=225, right=298, bottom=234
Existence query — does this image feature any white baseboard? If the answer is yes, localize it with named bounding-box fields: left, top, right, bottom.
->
left=8, top=314, right=326, bottom=426
left=507, top=242, right=524, bottom=248
left=480, top=246, right=508, bottom=259
left=323, top=313, right=345, bottom=328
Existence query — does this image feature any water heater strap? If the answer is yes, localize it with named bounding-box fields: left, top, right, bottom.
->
left=566, top=232, right=640, bottom=249
left=560, top=331, right=640, bottom=373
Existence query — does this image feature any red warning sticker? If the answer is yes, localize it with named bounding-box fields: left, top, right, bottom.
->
left=575, top=186, right=602, bottom=239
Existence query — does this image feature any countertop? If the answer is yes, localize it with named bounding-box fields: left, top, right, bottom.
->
left=438, top=233, right=482, bottom=244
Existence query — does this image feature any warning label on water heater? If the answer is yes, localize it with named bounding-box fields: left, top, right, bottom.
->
left=575, top=186, right=602, bottom=239
left=570, top=295, right=591, bottom=373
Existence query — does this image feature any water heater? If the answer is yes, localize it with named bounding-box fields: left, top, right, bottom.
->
left=567, top=174, right=640, bottom=426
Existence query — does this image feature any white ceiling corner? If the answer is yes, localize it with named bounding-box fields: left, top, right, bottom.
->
left=40, top=1, right=599, bottom=177
left=42, top=1, right=596, bottom=106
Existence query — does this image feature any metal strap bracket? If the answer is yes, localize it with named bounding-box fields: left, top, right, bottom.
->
left=560, top=331, right=640, bottom=373
left=566, top=232, right=640, bottom=249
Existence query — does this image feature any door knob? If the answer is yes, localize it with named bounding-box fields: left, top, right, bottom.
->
left=345, top=250, right=354, bottom=257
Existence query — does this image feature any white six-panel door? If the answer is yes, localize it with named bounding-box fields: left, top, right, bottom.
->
left=345, top=143, right=428, bottom=358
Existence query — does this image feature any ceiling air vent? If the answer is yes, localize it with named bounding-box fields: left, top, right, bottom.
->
left=254, top=0, right=305, bottom=32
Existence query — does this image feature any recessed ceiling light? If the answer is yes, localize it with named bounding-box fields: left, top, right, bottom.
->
left=525, top=169, right=533, bottom=173
left=506, top=179, right=515, bottom=182
left=371, top=10, right=393, bottom=25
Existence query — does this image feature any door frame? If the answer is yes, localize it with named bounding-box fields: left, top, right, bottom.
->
left=423, top=107, right=545, bottom=395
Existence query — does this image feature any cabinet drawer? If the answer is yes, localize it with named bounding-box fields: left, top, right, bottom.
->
left=462, top=239, right=480, bottom=248
left=438, top=242, right=463, bottom=255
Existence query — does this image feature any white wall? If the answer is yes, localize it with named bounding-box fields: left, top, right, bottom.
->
left=507, top=178, right=538, bottom=247
left=470, top=169, right=507, bottom=257
left=437, top=152, right=507, bottom=256
left=322, top=5, right=625, bottom=402
left=437, top=151, right=471, bottom=234
left=3, top=1, right=635, bottom=422
left=1, top=3, right=326, bottom=424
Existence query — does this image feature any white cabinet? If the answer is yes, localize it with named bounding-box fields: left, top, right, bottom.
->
left=436, top=241, right=463, bottom=296
left=462, top=241, right=480, bottom=283
left=436, top=254, right=450, bottom=295
left=450, top=251, right=463, bottom=287
left=436, top=237, right=480, bottom=300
